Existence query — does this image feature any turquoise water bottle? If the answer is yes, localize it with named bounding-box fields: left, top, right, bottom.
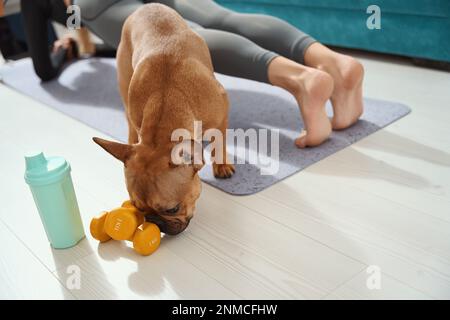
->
left=24, top=152, right=85, bottom=249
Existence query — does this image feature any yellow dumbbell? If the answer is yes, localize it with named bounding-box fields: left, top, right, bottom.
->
left=104, top=207, right=144, bottom=241
left=90, top=211, right=112, bottom=243
left=133, top=222, right=161, bottom=256
left=90, top=201, right=161, bottom=256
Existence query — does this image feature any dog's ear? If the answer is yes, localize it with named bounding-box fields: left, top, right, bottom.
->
left=92, top=137, right=133, bottom=163
left=170, top=139, right=204, bottom=173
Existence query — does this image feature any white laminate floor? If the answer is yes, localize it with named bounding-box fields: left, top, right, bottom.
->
left=0, top=51, right=449, bottom=299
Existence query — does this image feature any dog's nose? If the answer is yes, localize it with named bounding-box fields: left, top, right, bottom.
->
left=144, top=214, right=190, bottom=235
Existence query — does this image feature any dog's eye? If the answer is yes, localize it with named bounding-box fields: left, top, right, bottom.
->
left=165, top=204, right=180, bottom=214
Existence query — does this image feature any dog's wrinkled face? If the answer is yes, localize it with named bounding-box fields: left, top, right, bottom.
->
left=126, top=151, right=202, bottom=235
left=92, top=138, right=203, bottom=235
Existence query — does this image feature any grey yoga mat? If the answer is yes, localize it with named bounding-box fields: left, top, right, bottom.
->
left=0, top=58, right=410, bottom=195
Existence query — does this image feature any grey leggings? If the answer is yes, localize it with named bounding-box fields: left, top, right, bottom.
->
left=75, top=0, right=316, bottom=83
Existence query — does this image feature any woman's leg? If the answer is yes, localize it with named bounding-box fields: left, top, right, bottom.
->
left=193, top=27, right=333, bottom=147
left=192, top=27, right=276, bottom=83
left=74, top=0, right=143, bottom=48
left=21, top=0, right=73, bottom=81
left=161, top=0, right=364, bottom=130
left=159, top=0, right=315, bottom=64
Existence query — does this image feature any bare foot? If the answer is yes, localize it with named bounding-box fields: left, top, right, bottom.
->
left=267, top=56, right=333, bottom=148
left=291, top=69, right=334, bottom=148
left=321, top=55, right=364, bottom=130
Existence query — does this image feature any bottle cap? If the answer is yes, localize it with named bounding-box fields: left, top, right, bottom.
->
left=24, top=152, right=71, bottom=186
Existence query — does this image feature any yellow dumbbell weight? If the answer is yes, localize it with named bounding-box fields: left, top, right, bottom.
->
left=90, top=201, right=161, bottom=256
left=90, top=211, right=112, bottom=243
left=133, top=222, right=161, bottom=256
left=104, top=207, right=143, bottom=241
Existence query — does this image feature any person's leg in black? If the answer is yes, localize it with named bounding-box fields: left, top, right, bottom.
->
left=192, top=27, right=277, bottom=83
left=20, top=0, right=75, bottom=81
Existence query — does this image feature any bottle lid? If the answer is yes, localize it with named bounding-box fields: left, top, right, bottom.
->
left=24, top=152, right=71, bottom=186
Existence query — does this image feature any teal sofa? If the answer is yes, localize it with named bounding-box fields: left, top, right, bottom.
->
left=216, top=0, right=450, bottom=63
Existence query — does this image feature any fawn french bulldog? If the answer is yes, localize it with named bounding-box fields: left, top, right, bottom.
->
left=93, top=3, right=234, bottom=235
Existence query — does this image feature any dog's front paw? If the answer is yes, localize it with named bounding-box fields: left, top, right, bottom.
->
left=213, top=163, right=235, bottom=179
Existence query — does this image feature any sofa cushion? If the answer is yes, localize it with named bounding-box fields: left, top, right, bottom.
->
left=217, top=0, right=450, bottom=62
left=222, top=0, right=449, bottom=18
